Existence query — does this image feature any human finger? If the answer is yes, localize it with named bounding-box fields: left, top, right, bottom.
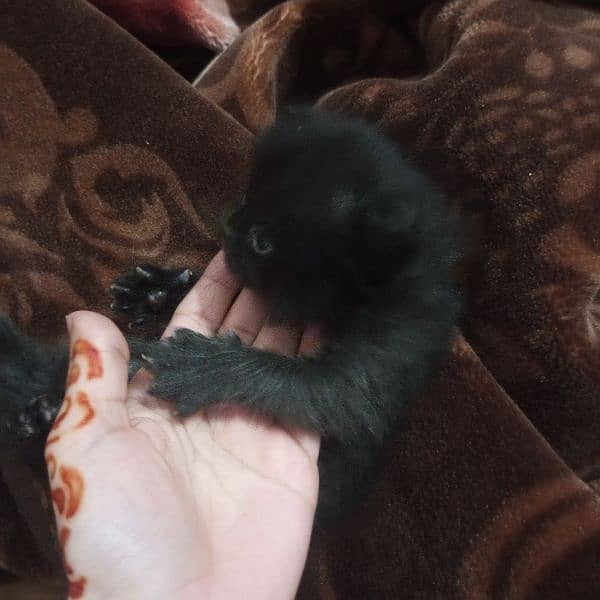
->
left=298, top=324, right=321, bottom=356
left=45, top=311, right=130, bottom=454
left=253, top=322, right=301, bottom=356
left=218, top=288, right=267, bottom=345
left=162, top=251, right=241, bottom=339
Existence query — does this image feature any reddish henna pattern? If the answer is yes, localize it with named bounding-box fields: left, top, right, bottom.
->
left=66, top=363, right=81, bottom=386
left=46, top=453, right=57, bottom=479
left=59, top=525, right=70, bottom=549
left=59, top=526, right=87, bottom=596
left=52, top=488, right=66, bottom=515
left=59, top=526, right=74, bottom=575
left=46, top=391, right=95, bottom=446
left=69, top=577, right=87, bottom=599
left=75, top=391, right=95, bottom=428
left=72, top=338, right=103, bottom=379
left=47, top=341, right=101, bottom=451
left=47, top=348, right=95, bottom=595
left=50, top=395, right=72, bottom=432
left=47, top=395, right=71, bottom=443
left=60, top=465, right=84, bottom=518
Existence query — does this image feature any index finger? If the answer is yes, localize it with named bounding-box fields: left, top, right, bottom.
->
left=298, top=324, right=321, bottom=356
left=162, top=251, right=241, bottom=339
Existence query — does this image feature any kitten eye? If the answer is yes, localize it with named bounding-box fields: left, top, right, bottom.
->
left=249, top=228, right=273, bottom=255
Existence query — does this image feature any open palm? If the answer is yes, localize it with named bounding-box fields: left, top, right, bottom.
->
left=46, top=252, right=320, bottom=600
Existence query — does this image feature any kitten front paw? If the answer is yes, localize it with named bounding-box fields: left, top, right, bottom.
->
left=140, top=329, right=243, bottom=416
left=110, top=264, right=196, bottom=327
left=11, top=397, right=60, bottom=439
left=0, top=316, right=66, bottom=440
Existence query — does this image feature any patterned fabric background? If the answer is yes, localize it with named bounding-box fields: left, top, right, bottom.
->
left=1, top=0, right=600, bottom=597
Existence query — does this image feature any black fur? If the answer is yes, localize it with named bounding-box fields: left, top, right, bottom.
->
left=111, top=264, right=198, bottom=326
left=0, top=317, right=68, bottom=439
left=0, top=107, right=462, bottom=523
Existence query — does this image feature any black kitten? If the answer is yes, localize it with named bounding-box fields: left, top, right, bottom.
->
left=0, top=107, right=462, bottom=522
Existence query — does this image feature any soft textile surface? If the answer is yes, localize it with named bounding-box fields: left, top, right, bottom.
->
left=88, top=0, right=241, bottom=51
left=2, top=0, right=600, bottom=597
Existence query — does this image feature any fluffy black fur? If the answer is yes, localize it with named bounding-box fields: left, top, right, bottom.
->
left=0, top=107, right=462, bottom=522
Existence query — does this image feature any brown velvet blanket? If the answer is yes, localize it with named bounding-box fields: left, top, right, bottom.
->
left=2, top=0, right=600, bottom=597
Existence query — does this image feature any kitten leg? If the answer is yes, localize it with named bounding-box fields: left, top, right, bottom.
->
left=315, top=434, right=394, bottom=526
left=0, top=263, right=196, bottom=440
left=0, top=316, right=69, bottom=440
left=0, top=316, right=150, bottom=440
left=111, top=264, right=199, bottom=326
left=139, top=327, right=405, bottom=444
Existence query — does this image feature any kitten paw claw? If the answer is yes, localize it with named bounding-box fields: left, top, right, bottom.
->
left=110, top=265, right=196, bottom=326
left=139, top=330, right=238, bottom=416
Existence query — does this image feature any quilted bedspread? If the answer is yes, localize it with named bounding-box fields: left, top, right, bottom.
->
left=1, top=0, right=600, bottom=597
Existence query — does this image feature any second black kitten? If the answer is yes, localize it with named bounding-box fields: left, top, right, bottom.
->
left=0, top=107, right=462, bottom=523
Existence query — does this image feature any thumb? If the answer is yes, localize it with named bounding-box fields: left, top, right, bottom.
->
left=45, top=311, right=130, bottom=453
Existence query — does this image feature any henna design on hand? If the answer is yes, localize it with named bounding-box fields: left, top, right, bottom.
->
left=71, top=339, right=103, bottom=380
left=59, top=526, right=87, bottom=598
left=44, top=338, right=103, bottom=598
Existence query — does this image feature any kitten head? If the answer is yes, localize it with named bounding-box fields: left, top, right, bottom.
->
left=222, top=107, right=458, bottom=327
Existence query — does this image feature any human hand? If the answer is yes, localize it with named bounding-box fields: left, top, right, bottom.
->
left=45, top=251, right=320, bottom=600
